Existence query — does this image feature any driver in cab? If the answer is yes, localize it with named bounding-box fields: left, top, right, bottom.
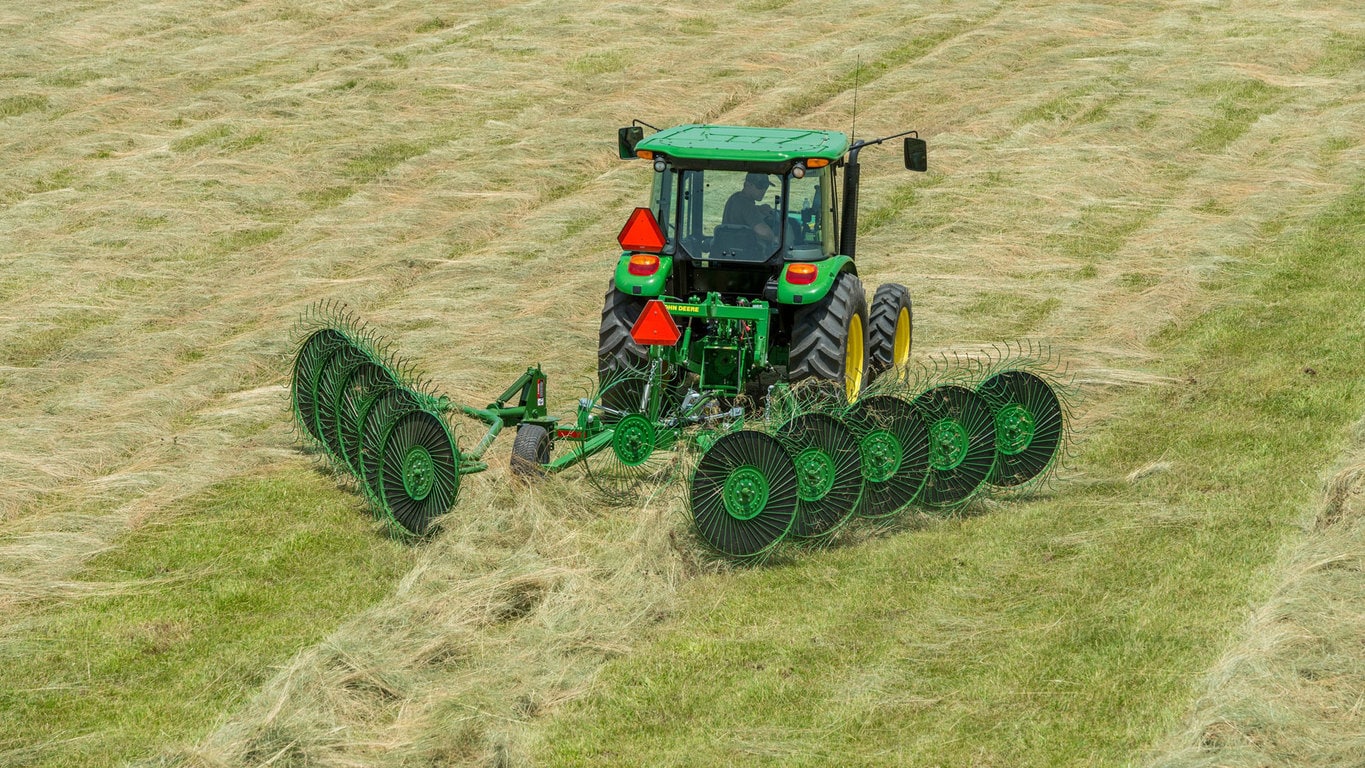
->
left=722, top=172, right=777, bottom=246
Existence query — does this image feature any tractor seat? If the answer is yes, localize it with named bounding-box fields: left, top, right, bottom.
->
left=710, top=224, right=762, bottom=261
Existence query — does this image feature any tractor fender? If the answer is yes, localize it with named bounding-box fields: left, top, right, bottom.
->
left=775, top=255, right=855, bottom=306
left=613, top=252, right=673, bottom=297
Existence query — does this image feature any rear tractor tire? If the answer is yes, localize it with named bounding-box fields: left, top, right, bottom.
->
left=597, top=280, right=648, bottom=419
left=868, top=283, right=912, bottom=378
left=788, top=272, right=869, bottom=403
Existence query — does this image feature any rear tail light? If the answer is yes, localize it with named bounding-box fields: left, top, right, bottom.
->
left=628, top=254, right=660, bottom=276
left=786, top=263, right=818, bottom=285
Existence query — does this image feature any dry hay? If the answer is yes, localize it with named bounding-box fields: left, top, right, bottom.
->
left=0, top=0, right=1362, bottom=764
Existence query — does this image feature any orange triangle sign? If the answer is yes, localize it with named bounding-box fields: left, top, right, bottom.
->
left=617, top=207, right=666, bottom=253
left=630, top=300, right=681, bottom=346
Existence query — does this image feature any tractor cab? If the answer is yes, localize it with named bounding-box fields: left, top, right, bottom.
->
left=626, top=125, right=848, bottom=299
left=648, top=166, right=835, bottom=263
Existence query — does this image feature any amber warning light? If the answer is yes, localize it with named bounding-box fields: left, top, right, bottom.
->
left=630, top=300, right=681, bottom=346
left=617, top=207, right=666, bottom=253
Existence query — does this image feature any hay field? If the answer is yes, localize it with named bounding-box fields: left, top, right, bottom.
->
left=0, top=0, right=1362, bottom=765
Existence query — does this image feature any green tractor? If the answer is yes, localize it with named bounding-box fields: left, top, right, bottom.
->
left=600, top=122, right=926, bottom=406
left=289, top=123, right=1068, bottom=561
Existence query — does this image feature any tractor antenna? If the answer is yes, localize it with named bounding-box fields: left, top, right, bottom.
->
left=851, top=55, right=861, bottom=143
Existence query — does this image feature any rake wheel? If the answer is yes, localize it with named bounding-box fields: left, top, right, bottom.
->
left=913, top=385, right=996, bottom=508
left=977, top=370, right=1064, bottom=487
left=360, top=387, right=423, bottom=505
left=582, top=371, right=679, bottom=502
left=314, top=343, right=370, bottom=465
left=376, top=406, right=460, bottom=536
left=689, top=430, right=798, bottom=559
left=776, top=412, right=863, bottom=539
left=336, top=361, right=396, bottom=475
left=291, top=328, right=350, bottom=444
left=845, top=395, right=930, bottom=518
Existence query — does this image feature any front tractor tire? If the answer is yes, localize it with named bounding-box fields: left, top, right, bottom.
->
left=868, top=283, right=912, bottom=378
left=789, top=272, right=869, bottom=403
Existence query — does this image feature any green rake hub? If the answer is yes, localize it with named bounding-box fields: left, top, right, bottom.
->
left=860, top=429, right=903, bottom=483
left=993, top=403, right=1035, bottom=456
left=928, top=419, right=970, bottom=471
left=794, top=447, right=836, bottom=502
left=401, top=445, right=435, bottom=501
left=611, top=413, right=656, bottom=467
left=723, top=466, right=770, bottom=520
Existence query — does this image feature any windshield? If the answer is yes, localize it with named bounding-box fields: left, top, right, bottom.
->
left=649, top=167, right=832, bottom=262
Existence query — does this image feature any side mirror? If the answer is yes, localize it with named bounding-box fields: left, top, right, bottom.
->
left=619, top=126, right=644, bottom=159
left=904, top=136, right=927, bottom=172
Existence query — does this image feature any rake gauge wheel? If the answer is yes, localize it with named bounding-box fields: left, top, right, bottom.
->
left=913, top=385, right=997, bottom=508
left=689, top=430, right=798, bottom=559
left=845, top=395, right=930, bottom=518
left=511, top=425, right=552, bottom=477
left=977, top=370, right=1064, bottom=487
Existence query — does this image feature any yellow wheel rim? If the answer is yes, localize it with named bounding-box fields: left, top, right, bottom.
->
left=845, top=314, right=864, bottom=402
left=893, top=306, right=911, bottom=366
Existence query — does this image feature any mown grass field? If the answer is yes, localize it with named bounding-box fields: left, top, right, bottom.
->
left=1, top=1, right=1362, bottom=766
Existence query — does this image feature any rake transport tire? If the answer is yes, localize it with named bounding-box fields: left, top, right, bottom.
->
left=510, top=424, right=551, bottom=477
left=868, top=283, right=912, bottom=377
left=690, top=430, right=799, bottom=560
left=597, top=280, right=648, bottom=419
left=789, top=272, right=869, bottom=403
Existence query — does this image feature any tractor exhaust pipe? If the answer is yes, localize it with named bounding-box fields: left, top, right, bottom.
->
left=840, top=148, right=862, bottom=258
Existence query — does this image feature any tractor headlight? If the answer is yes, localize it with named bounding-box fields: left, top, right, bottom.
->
left=791, top=162, right=807, bottom=179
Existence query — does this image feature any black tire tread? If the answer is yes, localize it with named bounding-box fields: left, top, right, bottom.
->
left=788, top=272, right=869, bottom=393
left=868, top=282, right=912, bottom=374
left=511, top=424, right=551, bottom=477
left=597, top=280, right=647, bottom=383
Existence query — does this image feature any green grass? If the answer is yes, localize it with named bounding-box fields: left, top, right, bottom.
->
left=0, top=472, right=411, bottom=768
left=535, top=186, right=1365, bottom=766
left=1191, top=78, right=1288, bottom=154
left=343, top=142, right=429, bottom=182
left=0, top=93, right=49, bottom=118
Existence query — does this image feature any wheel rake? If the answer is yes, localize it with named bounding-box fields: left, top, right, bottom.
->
left=290, top=304, right=465, bottom=537
left=685, top=347, right=1074, bottom=560
left=289, top=304, right=1073, bottom=558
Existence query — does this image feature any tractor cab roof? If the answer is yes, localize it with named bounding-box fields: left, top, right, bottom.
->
left=636, top=124, right=849, bottom=165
